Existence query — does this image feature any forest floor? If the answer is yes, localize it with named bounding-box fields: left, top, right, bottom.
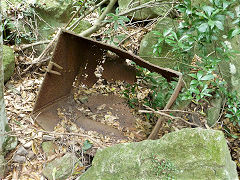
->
left=3, top=10, right=240, bottom=180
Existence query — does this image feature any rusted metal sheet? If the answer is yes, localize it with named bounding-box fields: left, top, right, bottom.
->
left=32, top=29, right=183, bottom=140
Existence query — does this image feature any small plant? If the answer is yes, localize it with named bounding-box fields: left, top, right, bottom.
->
left=123, top=64, right=176, bottom=111
left=82, top=140, right=92, bottom=152
left=182, top=70, right=214, bottom=103
left=150, top=154, right=177, bottom=179
left=225, top=91, right=240, bottom=126
left=105, top=8, right=130, bottom=30
left=103, top=8, right=130, bottom=45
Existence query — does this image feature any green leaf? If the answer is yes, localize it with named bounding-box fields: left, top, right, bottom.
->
left=230, top=28, right=240, bottom=38
left=215, top=21, right=224, bottom=30
left=208, top=20, right=215, bottom=29
left=163, top=28, right=173, bottom=37
left=195, top=12, right=208, bottom=19
left=223, top=1, right=230, bottom=10
left=201, top=74, right=215, bottom=80
left=197, top=71, right=204, bottom=80
left=202, top=6, right=215, bottom=17
left=198, top=23, right=208, bottom=32
left=225, top=114, right=233, bottom=118
left=82, top=140, right=92, bottom=151
left=188, top=73, right=197, bottom=79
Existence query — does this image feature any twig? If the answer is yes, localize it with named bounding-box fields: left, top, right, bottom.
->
left=118, top=1, right=178, bottom=17
left=140, top=105, right=200, bottom=127
left=15, top=40, right=51, bottom=51
left=64, top=0, right=87, bottom=28
left=0, top=128, right=105, bottom=148
left=68, top=0, right=109, bottom=31
left=32, top=29, right=61, bottom=64
left=139, top=110, right=199, bottom=127
left=80, top=0, right=118, bottom=37
left=38, top=130, right=106, bottom=148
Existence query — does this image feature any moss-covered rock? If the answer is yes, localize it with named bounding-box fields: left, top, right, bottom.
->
left=118, top=0, right=170, bottom=20
left=70, top=19, right=92, bottom=34
left=3, top=45, right=15, bottom=83
left=207, top=95, right=224, bottom=127
left=42, top=141, right=56, bottom=157
left=139, top=18, right=177, bottom=69
left=80, top=128, right=238, bottom=180
left=4, top=0, right=76, bottom=41
left=42, top=153, right=81, bottom=180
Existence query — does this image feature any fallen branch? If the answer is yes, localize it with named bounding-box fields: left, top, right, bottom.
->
left=31, top=29, right=61, bottom=64
left=118, top=0, right=178, bottom=17
left=139, top=105, right=200, bottom=127
left=38, top=130, right=106, bottom=148
left=80, top=0, right=118, bottom=37
left=64, top=0, right=87, bottom=28
left=0, top=128, right=106, bottom=148
left=14, top=40, right=51, bottom=51
left=68, top=0, right=109, bottom=31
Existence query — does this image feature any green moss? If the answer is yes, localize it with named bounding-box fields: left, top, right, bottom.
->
left=3, top=45, right=15, bottom=82
left=118, top=0, right=170, bottom=20
left=139, top=18, right=177, bottom=69
left=70, top=20, right=92, bottom=34
left=80, top=128, right=238, bottom=180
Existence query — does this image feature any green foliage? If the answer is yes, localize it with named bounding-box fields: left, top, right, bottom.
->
left=103, top=8, right=130, bottom=45
left=82, top=140, right=92, bottom=152
left=225, top=91, right=240, bottom=126
left=150, top=154, right=177, bottom=179
left=105, top=8, right=130, bottom=30
left=123, top=64, right=177, bottom=112
left=3, top=5, right=38, bottom=44
left=153, top=0, right=240, bottom=126
left=182, top=70, right=214, bottom=103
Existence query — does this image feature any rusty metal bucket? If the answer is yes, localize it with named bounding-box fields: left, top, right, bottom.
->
left=32, top=29, right=182, bottom=140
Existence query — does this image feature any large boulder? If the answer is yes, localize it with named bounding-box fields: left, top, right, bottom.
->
left=80, top=128, right=238, bottom=180
left=139, top=18, right=177, bottom=69
left=3, top=0, right=91, bottom=43
left=118, top=0, right=170, bottom=20
left=3, top=45, right=15, bottom=83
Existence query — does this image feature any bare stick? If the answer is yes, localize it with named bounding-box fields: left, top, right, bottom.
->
left=64, top=0, right=87, bottom=28
left=32, top=29, right=61, bottom=64
left=118, top=1, right=178, bottom=17
left=139, top=109, right=200, bottom=127
left=38, top=130, right=106, bottom=148
left=15, top=40, right=51, bottom=51
left=80, top=0, right=118, bottom=37
left=68, top=0, right=109, bottom=31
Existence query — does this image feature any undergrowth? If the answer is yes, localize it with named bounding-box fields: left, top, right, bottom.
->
left=153, top=0, right=240, bottom=127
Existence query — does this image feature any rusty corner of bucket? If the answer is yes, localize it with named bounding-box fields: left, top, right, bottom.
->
left=32, top=28, right=183, bottom=140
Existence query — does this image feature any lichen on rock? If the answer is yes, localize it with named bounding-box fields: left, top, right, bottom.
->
left=80, top=128, right=238, bottom=180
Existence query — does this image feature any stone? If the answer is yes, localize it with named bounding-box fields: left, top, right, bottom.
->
left=70, top=19, right=92, bottom=34
left=42, top=135, right=55, bottom=141
left=42, top=141, right=56, bottom=157
left=13, top=155, right=26, bottom=163
left=27, top=151, right=35, bottom=160
left=2, top=136, right=17, bottom=153
left=3, top=0, right=77, bottom=42
left=80, top=128, right=238, bottom=180
left=118, top=0, right=170, bottom=20
left=23, top=141, right=33, bottom=149
left=139, top=18, right=177, bottom=69
left=16, top=146, right=28, bottom=156
left=0, top=155, right=5, bottom=179
left=207, top=95, right=223, bottom=127
left=42, top=153, right=81, bottom=180
left=3, top=45, right=15, bottom=83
